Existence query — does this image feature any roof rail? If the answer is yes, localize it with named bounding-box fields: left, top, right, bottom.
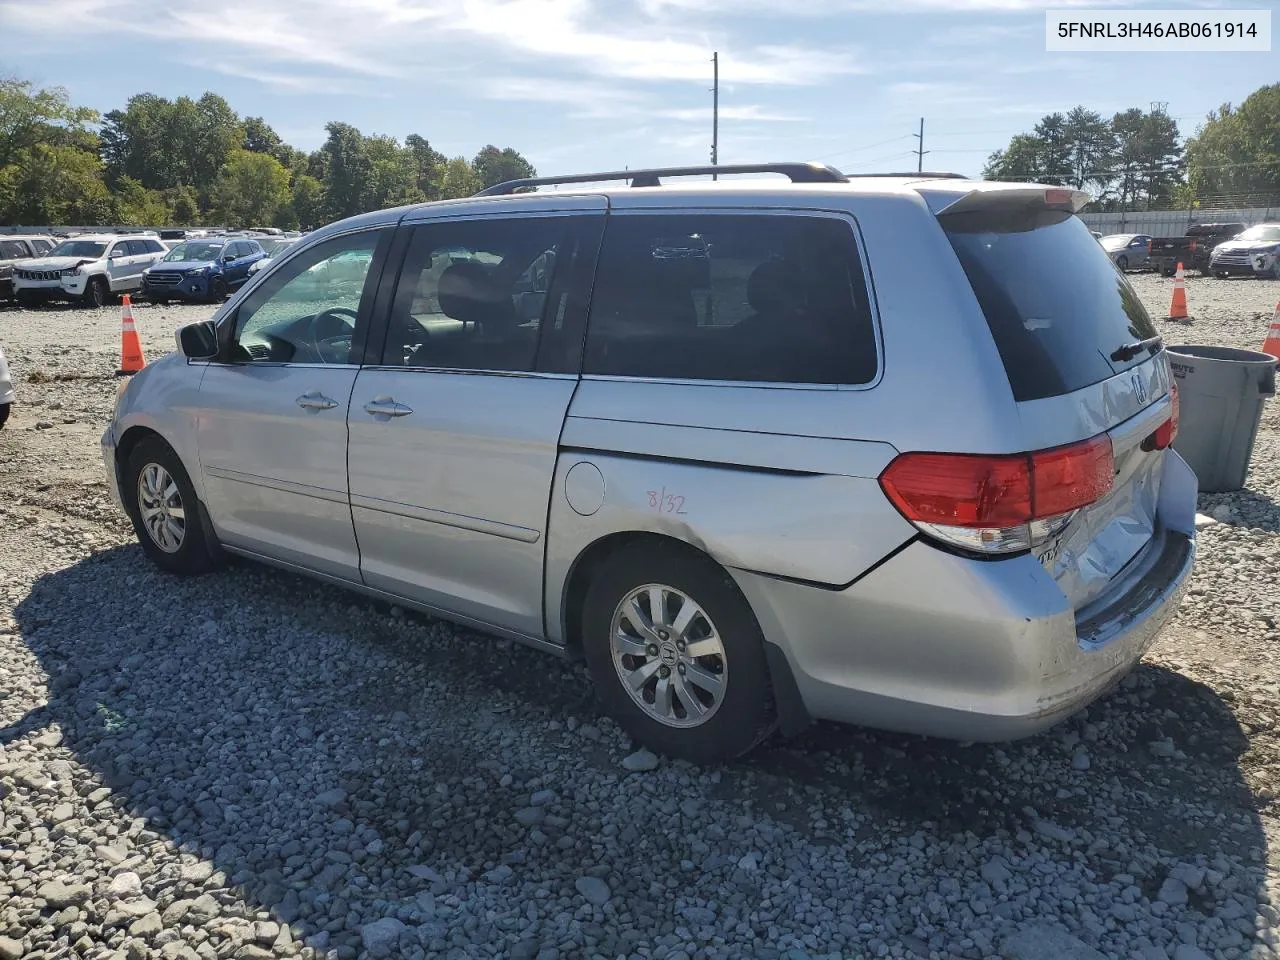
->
left=474, top=162, right=849, bottom=197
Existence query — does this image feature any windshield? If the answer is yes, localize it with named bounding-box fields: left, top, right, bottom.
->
left=943, top=209, right=1159, bottom=403
left=1237, top=225, right=1280, bottom=243
left=163, top=241, right=224, bottom=262
left=258, top=239, right=293, bottom=256
left=48, top=240, right=107, bottom=258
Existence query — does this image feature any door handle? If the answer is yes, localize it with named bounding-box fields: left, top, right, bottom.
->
left=363, top=397, right=414, bottom=419
left=296, top=392, right=339, bottom=411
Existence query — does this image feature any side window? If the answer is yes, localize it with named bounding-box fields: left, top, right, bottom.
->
left=583, top=214, right=878, bottom=385
left=126, top=239, right=150, bottom=257
left=230, top=230, right=384, bottom=365
left=382, top=217, right=571, bottom=372
left=31, top=239, right=52, bottom=254
left=142, top=239, right=163, bottom=254
left=0, top=240, right=28, bottom=259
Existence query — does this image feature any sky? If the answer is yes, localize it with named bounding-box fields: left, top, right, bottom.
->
left=0, top=0, right=1274, bottom=180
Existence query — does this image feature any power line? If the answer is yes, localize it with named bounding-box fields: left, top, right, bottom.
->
left=815, top=134, right=913, bottom=163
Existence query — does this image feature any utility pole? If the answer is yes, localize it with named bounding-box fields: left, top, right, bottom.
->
left=711, top=52, right=719, bottom=181
left=913, top=117, right=928, bottom=173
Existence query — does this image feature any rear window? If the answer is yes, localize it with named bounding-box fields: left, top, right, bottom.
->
left=584, top=214, right=878, bottom=385
left=942, top=210, right=1159, bottom=403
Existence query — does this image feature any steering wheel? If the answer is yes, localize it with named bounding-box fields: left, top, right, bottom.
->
left=309, top=306, right=358, bottom=363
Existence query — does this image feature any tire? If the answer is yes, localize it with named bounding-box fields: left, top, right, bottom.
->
left=0, top=403, right=9, bottom=430
left=84, top=276, right=109, bottom=308
left=1216, top=272, right=1229, bottom=280
left=580, top=544, right=776, bottom=764
left=1116, top=255, right=1128, bottom=271
left=16, top=291, right=42, bottom=309
left=208, top=276, right=227, bottom=302
left=124, top=437, right=218, bottom=576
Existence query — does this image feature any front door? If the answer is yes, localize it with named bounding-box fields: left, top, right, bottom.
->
left=106, top=240, right=135, bottom=291
left=348, top=207, right=603, bottom=636
left=196, top=228, right=391, bottom=580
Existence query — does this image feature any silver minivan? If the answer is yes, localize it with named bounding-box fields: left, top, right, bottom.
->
left=103, top=163, right=1196, bottom=763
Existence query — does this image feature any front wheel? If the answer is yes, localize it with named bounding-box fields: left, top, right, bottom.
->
left=0, top=403, right=10, bottom=429
left=208, top=276, right=227, bottom=302
left=84, top=276, right=109, bottom=308
left=1115, top=255, right=1128, bottom=271
left=581, top=545, right=776, bottom=764
left=124, top=437, right=219, bottom=576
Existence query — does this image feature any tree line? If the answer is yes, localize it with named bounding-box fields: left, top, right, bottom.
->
left=0, top=75, right=536, bottom=229
left=982, top=83, right=1280, bottom=211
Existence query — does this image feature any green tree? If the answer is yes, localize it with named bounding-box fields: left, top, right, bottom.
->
left=439, top=156, right=482, bottom=199
left=1063, top=106, right=1116, bottom=192
left=100, top=92, right=243, bottom=196
left=365, top=134, right=424, bottom=209
left=472, top=144, right=536, bottom=189
left=1109, top=107, right=1182, bottom=209
left=287, top=174, right=325, bottom=230
left=209, top=149, right=291, bottom=227
left=0, top=143, right=113, bottom=224
left=406, top=134, right=446, bottom=200
left=167, top=184, right=201, bottom=224
left=114, top=176, right=174, bottom=225
left=1184, top=83, right=1280, bottom=204
left=0, top=76, right=99, bottom=167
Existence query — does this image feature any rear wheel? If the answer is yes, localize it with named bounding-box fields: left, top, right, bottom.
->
left=124, top=437, right=219, bottom=576
left=581, top=544, right=775, bottom=763
left=1115, top=255, right=1128, bottom=271
left=84, top=276, right=108, bottom=308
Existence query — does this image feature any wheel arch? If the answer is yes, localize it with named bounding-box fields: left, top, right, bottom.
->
left=116, top=423, right=223, bottom=563
left=557, top=529, right=812, bottom=738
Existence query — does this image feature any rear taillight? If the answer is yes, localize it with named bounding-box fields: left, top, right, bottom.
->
left=1144, top=383, right=1179, bottom=451
left=1147, top=240, right=1153, bottom=254
left=1190, top=240, right=1198, bottom=253
left=879, top=435, right=1115, bottom=555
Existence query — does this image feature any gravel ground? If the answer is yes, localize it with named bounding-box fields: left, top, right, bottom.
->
left=1, top=276, right=1280, bottom=960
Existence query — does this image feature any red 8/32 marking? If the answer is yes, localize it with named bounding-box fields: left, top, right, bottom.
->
left=646, top=487, right=687, bottom=515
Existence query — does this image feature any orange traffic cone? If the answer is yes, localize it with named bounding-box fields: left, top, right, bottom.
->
left=1263, top=302, right=1280, bottom=361
left=117, top=294, right=146, bottom=375
left=1167, top=263, right=1189, bottom=320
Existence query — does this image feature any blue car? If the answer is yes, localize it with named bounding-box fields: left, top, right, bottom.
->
left=141, top=238, right=266, bottom=303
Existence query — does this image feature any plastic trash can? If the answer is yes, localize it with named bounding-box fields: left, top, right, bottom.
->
left=1166, top=344, right=1276, bottom=493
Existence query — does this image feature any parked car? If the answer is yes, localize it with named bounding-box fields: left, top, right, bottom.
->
left=1209, top=223, right=1280, bottom=279
left=0, top=234, right=56, bottom=302
left=141, top=238, right=267, bottom=303
left=0, top=344, right=12, bottom=429
left=13, top=234, right=166, bottom=307
left=1099, top=233, right=1152, bottom=271
left=103, top=163, right=1194, bottom=763
left=247, top=236, right=303, bottom=276
left=1148, top=222, right=1246, bottom=276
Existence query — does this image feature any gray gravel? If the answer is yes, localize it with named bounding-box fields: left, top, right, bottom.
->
left=2, top=280, right=1280, bottom=959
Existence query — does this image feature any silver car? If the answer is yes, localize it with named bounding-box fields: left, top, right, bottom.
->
left=102, top=163, right=1196, bottom=763
left=1099, top=233, right=1152, bottom=271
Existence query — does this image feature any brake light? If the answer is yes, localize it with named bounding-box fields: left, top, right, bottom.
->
left=1147, top=240, right=1153, bottom=254
left=1145, top=383, right=1179, bottom=451
left=879, top=435, right=1114, bottom=555
left=1043, top=188, right=1073, bottom=208
left=1190, top=240, right=1198, bottom=253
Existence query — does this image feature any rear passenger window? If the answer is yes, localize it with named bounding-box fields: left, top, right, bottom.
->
left=583, top=214, right=877, bottom=385
left=383, top=217, right=572, bottom=372
left=0, top=241, right=28, bottom=259
left=31, top=239, right=53, bottom=254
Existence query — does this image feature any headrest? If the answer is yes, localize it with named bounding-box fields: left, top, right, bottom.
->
left=437, top=261, right=513, bottom=328
left=747, top=259, right=803, bottom=316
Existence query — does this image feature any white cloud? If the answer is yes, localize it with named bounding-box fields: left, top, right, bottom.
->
left=0, top=0, right=863, bottom=89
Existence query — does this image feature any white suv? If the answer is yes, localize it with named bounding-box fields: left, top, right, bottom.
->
left=14, top=234, right=166, bottom=308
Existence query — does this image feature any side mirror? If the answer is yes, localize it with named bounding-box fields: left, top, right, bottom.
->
left=177, top=319, right=219, bottom=360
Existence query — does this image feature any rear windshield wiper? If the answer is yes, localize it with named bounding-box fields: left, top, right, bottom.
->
left=1110, top=335, right=1163, bottom=363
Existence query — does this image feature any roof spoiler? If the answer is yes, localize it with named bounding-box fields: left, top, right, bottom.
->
left=930, top=185, right=1092, bottom=217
